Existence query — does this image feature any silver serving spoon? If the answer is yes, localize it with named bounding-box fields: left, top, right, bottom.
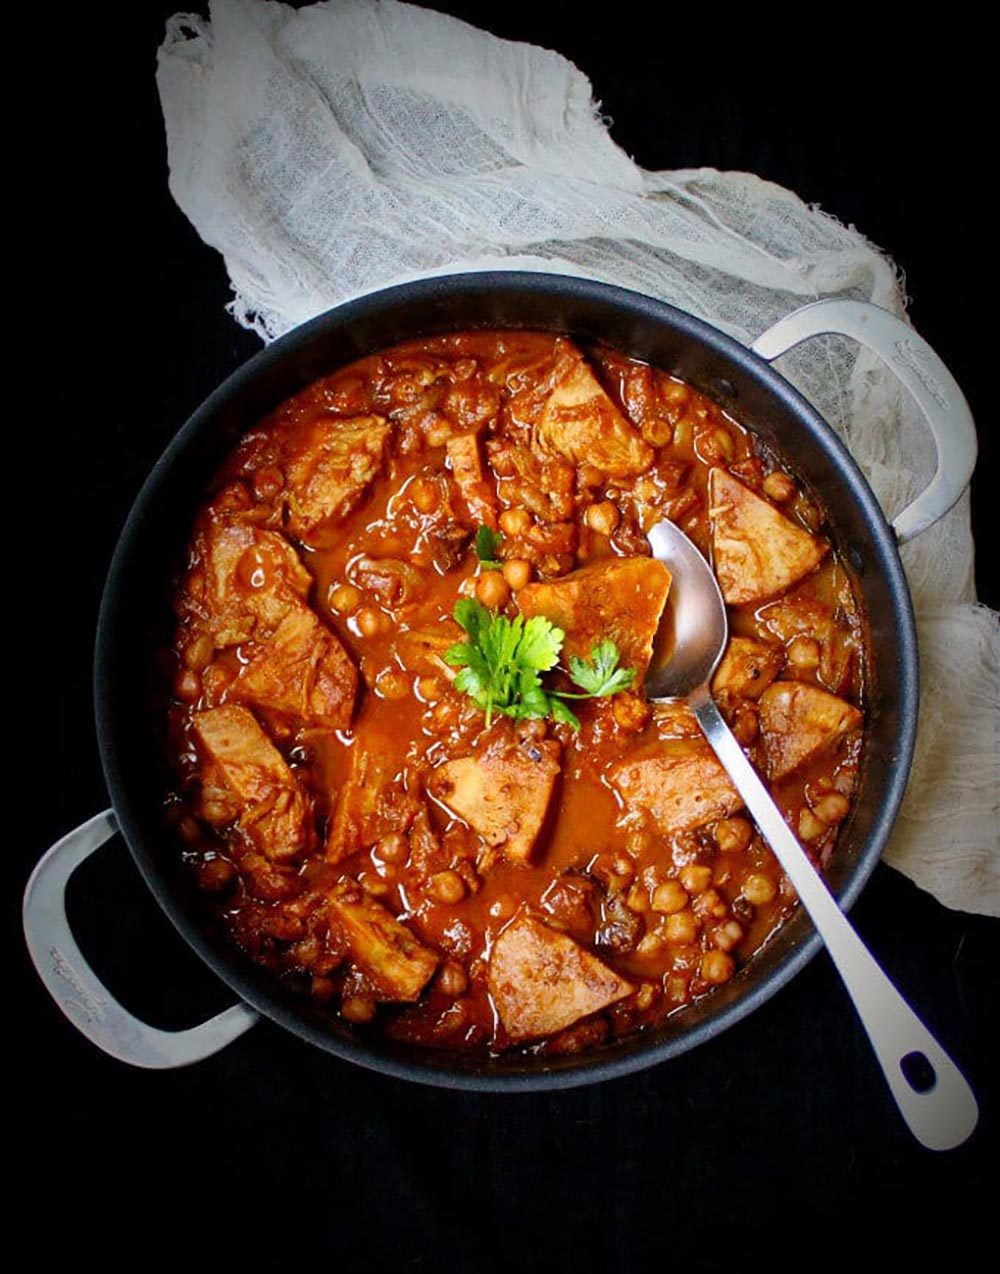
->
left=646, top=517, right=978, bottom=1151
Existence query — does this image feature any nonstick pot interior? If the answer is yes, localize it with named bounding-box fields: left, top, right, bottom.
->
left=95, top=272, right=917, bottom=1089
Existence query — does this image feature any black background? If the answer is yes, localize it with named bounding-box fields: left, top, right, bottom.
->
left=19, top=3, right=996, bottom=1266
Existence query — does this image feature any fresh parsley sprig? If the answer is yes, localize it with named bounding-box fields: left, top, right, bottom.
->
left=474, top=525, right=503, bottom=569
left=445, top=600, right=636, bottom=729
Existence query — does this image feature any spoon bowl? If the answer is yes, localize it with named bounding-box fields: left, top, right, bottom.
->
left=645, top=515, right=978, bottom=1151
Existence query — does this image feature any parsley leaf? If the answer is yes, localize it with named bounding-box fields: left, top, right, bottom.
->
left=445, top=600, right=635, bottom=729
left=566, top=639, right=636, bottom=697
left=474, top=525, right=504, bottom=568
left=446, top=599, right=565, bottom=725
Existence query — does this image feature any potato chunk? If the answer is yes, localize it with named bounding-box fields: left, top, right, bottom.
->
left=283, top=415, right=391, bottom=547
left=192, top=705, right=313, bottom=860
left=232, top=606, right=357, bottom=730
left=536, top=341, right=653, bottom=478
left=328, top=888, right=438, bottom=1002
left=611, top=740, right=744, bottom=834
left=446, top=433, right=497, bottom=529
left=712, top=636, right=784, bottom=700
left=488, top=912, right=633, bottom=1044
left=428, top=738, right=561, bottom=865
left=709, top=468, right=827, bottom=605
left=517, top=557, right=671, bottom=680
left=185, top=517, right=313, bottom=648
left=758, top=681, right=863, bottom=779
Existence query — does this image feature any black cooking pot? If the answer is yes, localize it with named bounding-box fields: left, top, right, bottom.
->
left=23, top=272, right=976, bottom=1088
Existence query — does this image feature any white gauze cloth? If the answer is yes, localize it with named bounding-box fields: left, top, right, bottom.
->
left=157, top=0, right=999, bottom=915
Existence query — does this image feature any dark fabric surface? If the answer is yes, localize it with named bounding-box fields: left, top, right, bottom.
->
left=18, top=5, right=996, bottom=1266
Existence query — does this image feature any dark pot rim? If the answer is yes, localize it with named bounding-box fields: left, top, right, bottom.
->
left=94, top=270, right=917, bottom=1091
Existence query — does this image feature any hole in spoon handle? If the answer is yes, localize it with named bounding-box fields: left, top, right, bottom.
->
left=690, top=694, right=978, bottom=1151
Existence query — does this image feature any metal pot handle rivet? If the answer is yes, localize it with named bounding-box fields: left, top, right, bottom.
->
left=752, top=299, right=977, bottom=544
left=23, top=810, right=259, bottom=1067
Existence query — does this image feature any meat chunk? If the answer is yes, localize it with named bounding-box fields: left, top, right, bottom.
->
left=709, top=468, right=827, bottom=605
left=326, top=748, right=418, bottom=863
left=610, top=740, right=744, bottom=834
left=712, top=636, right=784, bottom=700
left=446, top=434, right=497, bottom=529
left=183, top=516, right=313, bottom=648
left=393, top=619, right=464, bottom=680
left=327, top=888, right=438, bottom=1002
left=283, top=415, right=391, bottom=547
left=517, top=557, right=671, bottom=679
left=231, top=606, right=357, bottom=730
left=758, top=682, right=863, bottom=779
left=536, top=341, right=653, bottom=478
left=192, top=705, right=313, bottom=860
left=488, top=912, right=633, bottom=1044
left=427, top=738, right=561, bottom=865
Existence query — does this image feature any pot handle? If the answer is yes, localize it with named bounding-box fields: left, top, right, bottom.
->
left=751, top=299, right=977, bottom=544
left=23, top=810, right=259, bottom=1068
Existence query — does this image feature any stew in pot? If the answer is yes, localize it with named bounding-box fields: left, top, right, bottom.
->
left=162, top=331, right=866, bottom=1056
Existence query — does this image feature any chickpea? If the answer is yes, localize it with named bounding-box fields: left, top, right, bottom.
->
left=798, top=808, right=826, bottom=841
left=577, top=463, right=604, bottom=489
left=701, top=951, right=736, bottom=985
left=812, top=792, right=851, bottom=825
left=711, top=427, right=735, bottom=461
left=200, top=793, right=234, bottom=826
left=174, top=668, right=201, bottom=702
left=310, top=975, right=336, bottom=1004
left=330, top=583, right=362, bottom=614
left=612, top=694, right=651, bottom=733
left=787, top=636, right=821, bottom=671
left=499, top=507, right=532, bottom=536
left=626, top=882, right=650, bottom=914
left=425, top=419, right=452, bottom=448
left=502, top=558, right=532, bottom=591
left=375, top=668, right=410, bottom=700
left=375, top=832, right=408, bottom=864
left=651, top=880, right=689, bottom=915
left=636, top=932, right=665, bottom=958
left=716, top=817, right=753, bottom=853
left=585, top=500, right=620, bottom=536
left=665, top=909, right=700, bottom=944
left=475, top=570, right=509, bottom=609
left=743, top=872, right=777, bottom=905
left=763, top=470, right=797, bottom=503
left=410, top=476, right=439, bottom=513
left=437, top=962, right=469, bottom=998
left=489, top=893, right=517, bottom=921
left=731, top=706, right=759, bottom=744
left=417, top=676, right=442, bottom=702
left=429, top=870, right=467, bottom=904
left=625, top=827, right=653, bottom=857
left=340, top=995, right=376, bottom=1024
left=694, top=888, right=727, bottom=919
left=666, top=972, right=690, bottom=1003
left=183, top=632, right=214, bottom=672
left=712, top=920, right=745, bottom=953
left=679, top=864, right=713, bottom=894
left=356, top=607, right=383, bottom=638
left=611, top=853, right=635, bottom=881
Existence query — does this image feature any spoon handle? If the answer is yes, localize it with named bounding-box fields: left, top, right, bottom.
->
left=691, top=690, right=978, bottom=1151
